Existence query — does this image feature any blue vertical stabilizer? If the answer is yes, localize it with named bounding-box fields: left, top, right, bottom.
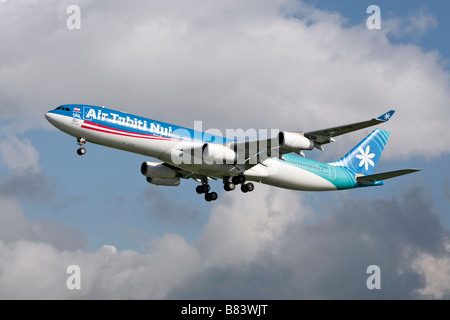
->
left=329, top=129, right=390, bottom=175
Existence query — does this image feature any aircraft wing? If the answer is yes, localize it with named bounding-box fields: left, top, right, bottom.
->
left=229, top=109, right=396, bottom=165
left=228, top=137, right=278, bottom=166
left=304, top=110, right=395, bottom=147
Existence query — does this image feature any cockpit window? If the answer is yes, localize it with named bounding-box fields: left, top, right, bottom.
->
left=55, top=106, right=70, bottom=111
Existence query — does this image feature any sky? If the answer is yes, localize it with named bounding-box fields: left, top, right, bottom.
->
left=0, top=0, right=449, bottom=299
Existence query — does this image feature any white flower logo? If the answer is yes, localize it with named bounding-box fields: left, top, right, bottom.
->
left=356, top=146, right=375, bottom=170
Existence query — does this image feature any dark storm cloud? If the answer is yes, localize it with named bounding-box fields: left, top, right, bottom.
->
left=168, top=186, right=450, bottom=299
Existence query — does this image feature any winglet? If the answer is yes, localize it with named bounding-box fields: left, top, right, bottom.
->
left=376, top=110, right=395, bottom=122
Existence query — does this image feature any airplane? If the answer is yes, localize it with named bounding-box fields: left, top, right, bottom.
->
left=45, top=105, right=420, bottom=202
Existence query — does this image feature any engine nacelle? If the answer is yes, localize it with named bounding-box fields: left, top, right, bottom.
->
left=202, top=143, right=237, bottom=164
left=278, top=131, right=314, bottom=151
left=146, top=177, right=180, bottom=186
left=141, top=162, right=177, bottom=179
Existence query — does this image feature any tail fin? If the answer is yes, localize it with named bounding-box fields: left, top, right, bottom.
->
left=329, top=129, right=390, bottom=175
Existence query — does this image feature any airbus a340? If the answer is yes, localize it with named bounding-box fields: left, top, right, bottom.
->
left=45, top=105, right=419, bottom=201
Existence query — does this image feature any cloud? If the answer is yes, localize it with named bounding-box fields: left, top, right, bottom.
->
left=0, top=196, right=28, bottom=243
left=443, top=178, right=450, bottom=201
left=0, top=184, right=449, bottom=299
left=0, top=135, right=84, bottom=251
left=0, top=134, right=57, bottom=204
left=138, top=185, right=203, bottom=225
left=169, top=186, right=450, bottom=299
left=0, top=0, right=449, bottom=159
left=385, top=7, right=438, bottom=40
left=412, top=248, right=450, bottom=299
left=0, top=135, right=40, bottom=173
left=196, top=186, right=311, bottom=266
left=0, top=234, right=200, bottom=299
left=0, top=195, right=85, bottom=251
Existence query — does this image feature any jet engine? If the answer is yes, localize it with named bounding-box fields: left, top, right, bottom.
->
left=141, top=162, right=177, bottom=179
left=278, top=132, right=314, bottom=151
left=202, top=143, right=237, bottom=164
left=146, top=177, right=180, bottom=186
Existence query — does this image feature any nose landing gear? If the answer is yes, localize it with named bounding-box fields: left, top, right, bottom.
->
left=77, top=137, right=86, bottom=155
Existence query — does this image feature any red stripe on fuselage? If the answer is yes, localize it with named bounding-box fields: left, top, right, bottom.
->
left=81, top=120, right=181, bottom=141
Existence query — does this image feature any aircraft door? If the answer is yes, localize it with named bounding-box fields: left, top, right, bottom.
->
left=329, top=166, right=336, bottom=180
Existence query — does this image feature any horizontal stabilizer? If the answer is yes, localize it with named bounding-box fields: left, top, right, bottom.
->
left=356, top=169, right=420, bottom=183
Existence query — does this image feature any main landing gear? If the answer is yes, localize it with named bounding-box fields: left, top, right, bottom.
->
left=77, top=137, right=86, bottom=155
left=230, top=175, right=254, bottom=193
left=196, top=184, right=218, bottom=202
left=196, top=174, right=254, bottom=202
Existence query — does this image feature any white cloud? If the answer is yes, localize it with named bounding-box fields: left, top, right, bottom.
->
left=0, top=135, right=41, bottom=173
left=0, top=194, right=85, bottom=251
left=0, top=240, right=67, bottom=299
left=385, top=7, right=438, bottom=40
left=0, top=196, right=28, bottom=243
left=83, top=234, right=202, bottom=299
left=196, top=185, right=310, bottom=266
left=412, top=246, right=450, bottom=299
left=0, top=0, right=449, bottom=159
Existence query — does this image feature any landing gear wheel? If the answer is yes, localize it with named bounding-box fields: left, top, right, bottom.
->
left=232, top=175, right=246, bottom=185
left=241, top=182, right=254, bottom=193
left=205, top=192, right=218, bottom=202
left=224, top=182, right=235, bottom=192
left=76, top=137, right=86, bottom=156
left=196, top=184, right=211, bottom=194
left=210, top=192, right=218, bottom=201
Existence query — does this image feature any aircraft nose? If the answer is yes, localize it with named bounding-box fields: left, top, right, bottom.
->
left=45, top=111, right=58, bottom=125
